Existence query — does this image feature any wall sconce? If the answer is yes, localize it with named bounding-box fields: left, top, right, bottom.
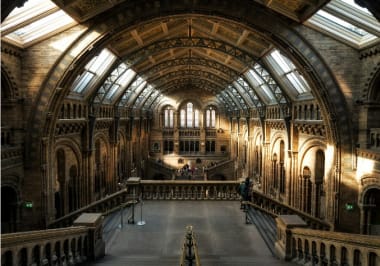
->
left=201, top=142, right=205, bottom=146
left=174, top=142, right=179, bottom=146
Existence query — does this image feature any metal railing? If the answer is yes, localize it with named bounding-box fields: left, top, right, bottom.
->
left=180, top=225, right=201, bottom=266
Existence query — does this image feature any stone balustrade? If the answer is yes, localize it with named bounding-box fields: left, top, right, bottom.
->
left=1, top=212, right=106, bottom=266
left=275, top=215, right=380, bottom=266
left=250, top=190, right=331, bottom=230
left=48, top=188, right=134, bottom=228
left=140, top=180, right=240, bottom=200
left=2, top=227, right=88, bottom=266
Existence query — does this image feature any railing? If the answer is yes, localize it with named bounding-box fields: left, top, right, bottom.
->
left=141, top=180, right=240, bottom=200
left=146, top=158, right=177, bottom=179
left=276, top=221, right=380, bottom=266
left=48, top=189, right=135, bottom=228
left=180, top=225, right=201, bottom=266
left=204, top=159, right=234, bottom=180
left=249, top=189, right=331, bottom=230
left=1, top=226, right=90, bottom=266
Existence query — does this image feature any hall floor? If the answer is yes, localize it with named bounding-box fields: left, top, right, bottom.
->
left=91, top=201, right=296, bottom=266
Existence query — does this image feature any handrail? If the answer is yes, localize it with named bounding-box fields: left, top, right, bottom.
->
left=48, top=188, right=136, bottom=228
left=141, top=180, right=240, bottom=200
left=1, top=226, right=92, bottom=265
left=1, top=226, right=88, bottom=246
left=248, top=189, right=331, bottom=230
left=180, top=225, right=201, bottom=266
left=276, top=218, right=380, bottom=264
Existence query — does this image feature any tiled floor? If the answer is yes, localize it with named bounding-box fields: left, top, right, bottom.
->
left=91, top=201, right=296, bottom=265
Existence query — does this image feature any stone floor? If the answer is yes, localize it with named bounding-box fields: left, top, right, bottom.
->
left=89, top=201, right=296, bottom=266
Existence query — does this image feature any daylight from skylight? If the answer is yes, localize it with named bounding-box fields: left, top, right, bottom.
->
left=306, top=0, right=380, bottom=48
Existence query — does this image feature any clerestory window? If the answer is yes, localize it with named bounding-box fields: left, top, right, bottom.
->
left=180, top=102, right=199, bottom=128
left=205, top=107, right=216, bottom=128
left=164, top=107, right=174, bottom=128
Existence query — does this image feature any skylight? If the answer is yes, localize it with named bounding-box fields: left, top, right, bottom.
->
left=245, top=69, right=276, bottom=104
left=71, top=49, right=116, bottom=94
left=341, top=0, right=370, bottom=14
left=1, top=0, right=77, bottom=47
left=267, top=50, right=311, bottom=95
left=105, top=67, right=136, bottom=99
left=306, top=0, right=380, bottom=49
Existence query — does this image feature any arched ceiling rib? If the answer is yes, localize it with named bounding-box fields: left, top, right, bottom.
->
left=63, top=12, right=316, bottom=114
left=140, top=57, right=240, bottom=82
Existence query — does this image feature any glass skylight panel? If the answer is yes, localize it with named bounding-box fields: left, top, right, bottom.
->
left=71, top=49, right=116, bottom=94
left=72, top=72, right=95, bottom=93
left=249, top=69, right=264, bottom=86
left=317, top=10, right=368, bottom=37
left=270, top=50, right=291, bottom=72
left=306, top=0, right=379, bottom=49
left=1, top=0, right=57, bottom=32
left=11, top=10, right=75, bottom=43
left=88, top=49, right=116, bottom=73
left=117, top=68, right=136, bottom=85
left=107, top=84, right=121, bottom=99
left=104, top=68, right=136, bottom=100
left=287, top=72, right=309, bottom=93
left=340, top=0, right=370, bottom=14
left=245, top=69, right=276, bottom=104
left=267, top=50, right=310, bottom=94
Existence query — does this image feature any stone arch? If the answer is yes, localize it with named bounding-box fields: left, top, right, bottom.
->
left=252, top=128, right=263, bottom=180
left=1, top=184, right=20, bottom=233
left=298, top=138, right=329, bottom=180
left=31, top=3, right=348, bottom=163
left=54, top=139, right=82, bottom=217
left=1, top=66, right=19, bottom=100
left=358, top=174, right=380, bottom=234
left=270, top=134, right=287, bottom=195
left=363, top=63, right=380, bottom=102
left=25, top=2, right=351, bottom=227
left=299, top=139, right=330, bottom=219
left=93, top=133, right=111, bottom=199
left=116, top=130, right=127, bottom=182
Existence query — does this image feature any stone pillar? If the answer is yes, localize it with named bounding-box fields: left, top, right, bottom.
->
left=73, top=213, right=105, bottom=261
left=275, top=215, right=308, bottom=261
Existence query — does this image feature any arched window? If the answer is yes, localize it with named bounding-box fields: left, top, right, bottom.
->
left=164, top=107, right=174, bottom=128
left=187, top=102, right=193, bottom=127
left=314, top=149, right=325, bottom=218
left=179, top=102, right=199, bottom=128
left=302, top=167, right=312, bottom=214
left=180, top=109, right=186, bottom=127
left=279, top=140, right=286, bottom=194
left=205, top=106, right=216, bottom=128
left=194, top=109, right=199, bottom=127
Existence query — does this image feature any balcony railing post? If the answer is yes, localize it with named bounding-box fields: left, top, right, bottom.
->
left=274, top=215, right=308, bottom=261
left=73, top=213, right=105, bottom=261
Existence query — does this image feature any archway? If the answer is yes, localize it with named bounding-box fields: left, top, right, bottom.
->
left=362, top=187, right=380, bottom=235
left=1, top=186, right=18, bottom=233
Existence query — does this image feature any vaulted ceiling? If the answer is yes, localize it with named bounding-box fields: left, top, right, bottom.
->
left=2, top=0, right=379, bottom=115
